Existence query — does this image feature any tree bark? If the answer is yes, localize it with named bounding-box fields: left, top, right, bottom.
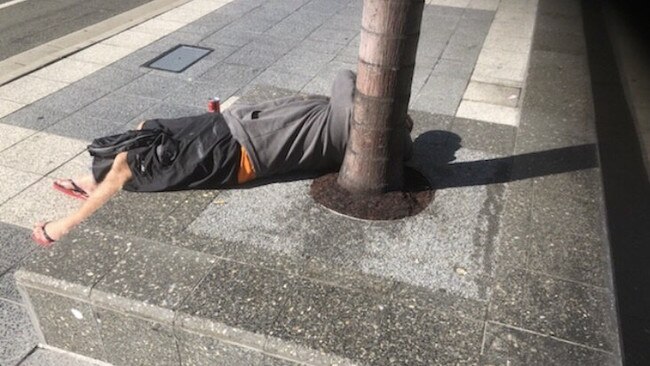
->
left=337, top=0, right=424, bottom=195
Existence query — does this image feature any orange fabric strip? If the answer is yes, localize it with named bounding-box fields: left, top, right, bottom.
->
left=237, top=146, right=256, bottom=184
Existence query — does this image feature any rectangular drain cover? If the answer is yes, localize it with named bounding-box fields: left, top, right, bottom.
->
left=143, top=44, right=213, bottom=73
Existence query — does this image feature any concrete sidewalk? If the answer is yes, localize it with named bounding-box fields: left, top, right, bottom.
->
left=0, top=0, right=621, bottom=364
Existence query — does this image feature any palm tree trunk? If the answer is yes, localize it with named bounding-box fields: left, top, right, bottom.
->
left=337, top=0, right=424, bottom=195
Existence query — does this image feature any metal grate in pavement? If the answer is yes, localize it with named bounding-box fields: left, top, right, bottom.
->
left=143, top=44, right=212, bottom=73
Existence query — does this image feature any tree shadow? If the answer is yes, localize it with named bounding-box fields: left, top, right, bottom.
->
left=409, top=131, right=598, bottom=189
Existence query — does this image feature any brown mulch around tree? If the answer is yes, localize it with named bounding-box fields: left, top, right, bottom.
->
left=310, top=167, right=435, bottom=221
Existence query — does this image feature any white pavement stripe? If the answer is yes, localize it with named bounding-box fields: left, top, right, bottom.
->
left=454, top=0, right=539, bottom=127
left=0, top=0, right=28, bottom=10
left=221, top=96, right=240, bottom=111
left=457, top=100, right=520, bottom=127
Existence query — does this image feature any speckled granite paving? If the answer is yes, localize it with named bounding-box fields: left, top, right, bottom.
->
left=16, top=78, right=620, bottom=366
left=1, top=0, right=623, bottom=364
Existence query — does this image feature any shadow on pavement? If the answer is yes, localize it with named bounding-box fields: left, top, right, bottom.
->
left=412, top=130, right=598, bottom=189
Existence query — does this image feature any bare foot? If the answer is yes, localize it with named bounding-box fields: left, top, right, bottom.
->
left=74, top=175, right=98, bottom=194
left=54, top=175, right=97, bottom=197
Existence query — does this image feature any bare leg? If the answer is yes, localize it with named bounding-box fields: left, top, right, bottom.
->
left=33, top=152, right=133, bottom=242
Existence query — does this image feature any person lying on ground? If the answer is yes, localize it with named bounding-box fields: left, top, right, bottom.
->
left=32, top=70, right=413, bottom=246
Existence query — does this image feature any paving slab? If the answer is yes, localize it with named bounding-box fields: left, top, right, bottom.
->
left=0, top=166, right=41, bottom=207
left=409, top=67, right=434, bottom=102
left=468, top=0, right=499, bottom=10
left=301, top=60, right=356, bottom=95
left=414, top=41, right=446, bottom=70
left=46, top=152, right=93, bottom=181
left=483, top=30, right=533, bottom=54
left=71, top=66, right=145, bottom=92
left=0, top=76, right=67, bottom=106
left=293, top=39, right=347, bottom=57
left=0, top=299, right=39, bottom=366
left=457, top=100, right=521, bottom=126
left=72, top=93, right=158, bottom=124
left=0, top=223, right=39, bottom=275
left=137, top=31, right=206, bottom=55
left=377, top=302, right=484, bottom=365
left=481, top=322, right=621, bottom=366
left=332, top=44, right=359, bottom=63
left=16, top=225, right=134, bottom=299
left=266, top=19, right=322, bottom=41
left=450, top=117, right=517, bottom=155
left=412, top=75, right=468, bottom=115
left=0, top=104, right=68, bottom=131
left=156, top=7, right=207, bottom=25
left=308, top=26, right=358, bottom=46
left=45, top=114, right=125, bottom=141
left=263, top=0, right=311, bottom=13
left=32, top=85, right=109, bottom=117
left=95, top=308, right=180, bottom=366
left=270, top=49, right=334, bottom=77
left=301, top=0, right=348, bottom=15
left=418, top=18, right=458, bottom=44
left=127, top=101, right=206, bottom=126
left=167, top=75, right=252, bottom=108
left=176, top=260, right=291, bottom=350
left=527, top=170, right=608, bottom=287
left=223, top=14, right=279, bottom=36
left=440, top=32, right=487, bottom=62
left=0, top=267, right=22, bottom=303
left=22, top=288, right=105, bottom=361
left=178, top=11, right=235, bottom=38
left=115, top=73, right=191, bottom=100
left=493, top=179, right=533, bottom=270
left=101, top=29, right=164, bottom=51
left=472, top=62, right=527, bottom=89
left=244, top=2, right=295, bottom=23
left=534, top=22, right=587, bottom=56
left=432, top=58, right=477, bottom=81
left=69, top=44, right=135, bottom=67
left=30, top=59, right=103, bottom=85
left=268, top=279, right=385, bottom=364
left=91, top=239, right=217, bottom=322
left=224, top=43, right=286, bottom=69
left=200, top=26, right=259, bottom=48
left=247, top=69, right=315, bottom=94
left=177, top=328, right=268, bottom=366
left=488, top=267, right=619, bottom=353
left=390, top=277, right=486, bottom=322
left=19, top=347, right=103, bottom=366
left=129, top=19, right=186, bottom=38
left=463, top=81, right=521, bottom=108
left=105, top=50, right=160, bottom=73
left=0, top=100, right=24, bottom=119
left=326, top=12, right=361, bottom=31
left=408, top=110, right=454, bottom=136
left=84, top=189, right=216, bottom=244
left=0, top=133, right=86, bottom=176
left=517, top=51, right=595, bottom=150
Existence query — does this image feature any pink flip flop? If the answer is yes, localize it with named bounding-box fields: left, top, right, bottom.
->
left=53, top=179, right=88, bottom=200
left=32, top=222, right=55, bottom=248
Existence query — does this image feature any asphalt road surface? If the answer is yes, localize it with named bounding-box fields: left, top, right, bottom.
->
left=0, top=0, right=156, bottom=62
